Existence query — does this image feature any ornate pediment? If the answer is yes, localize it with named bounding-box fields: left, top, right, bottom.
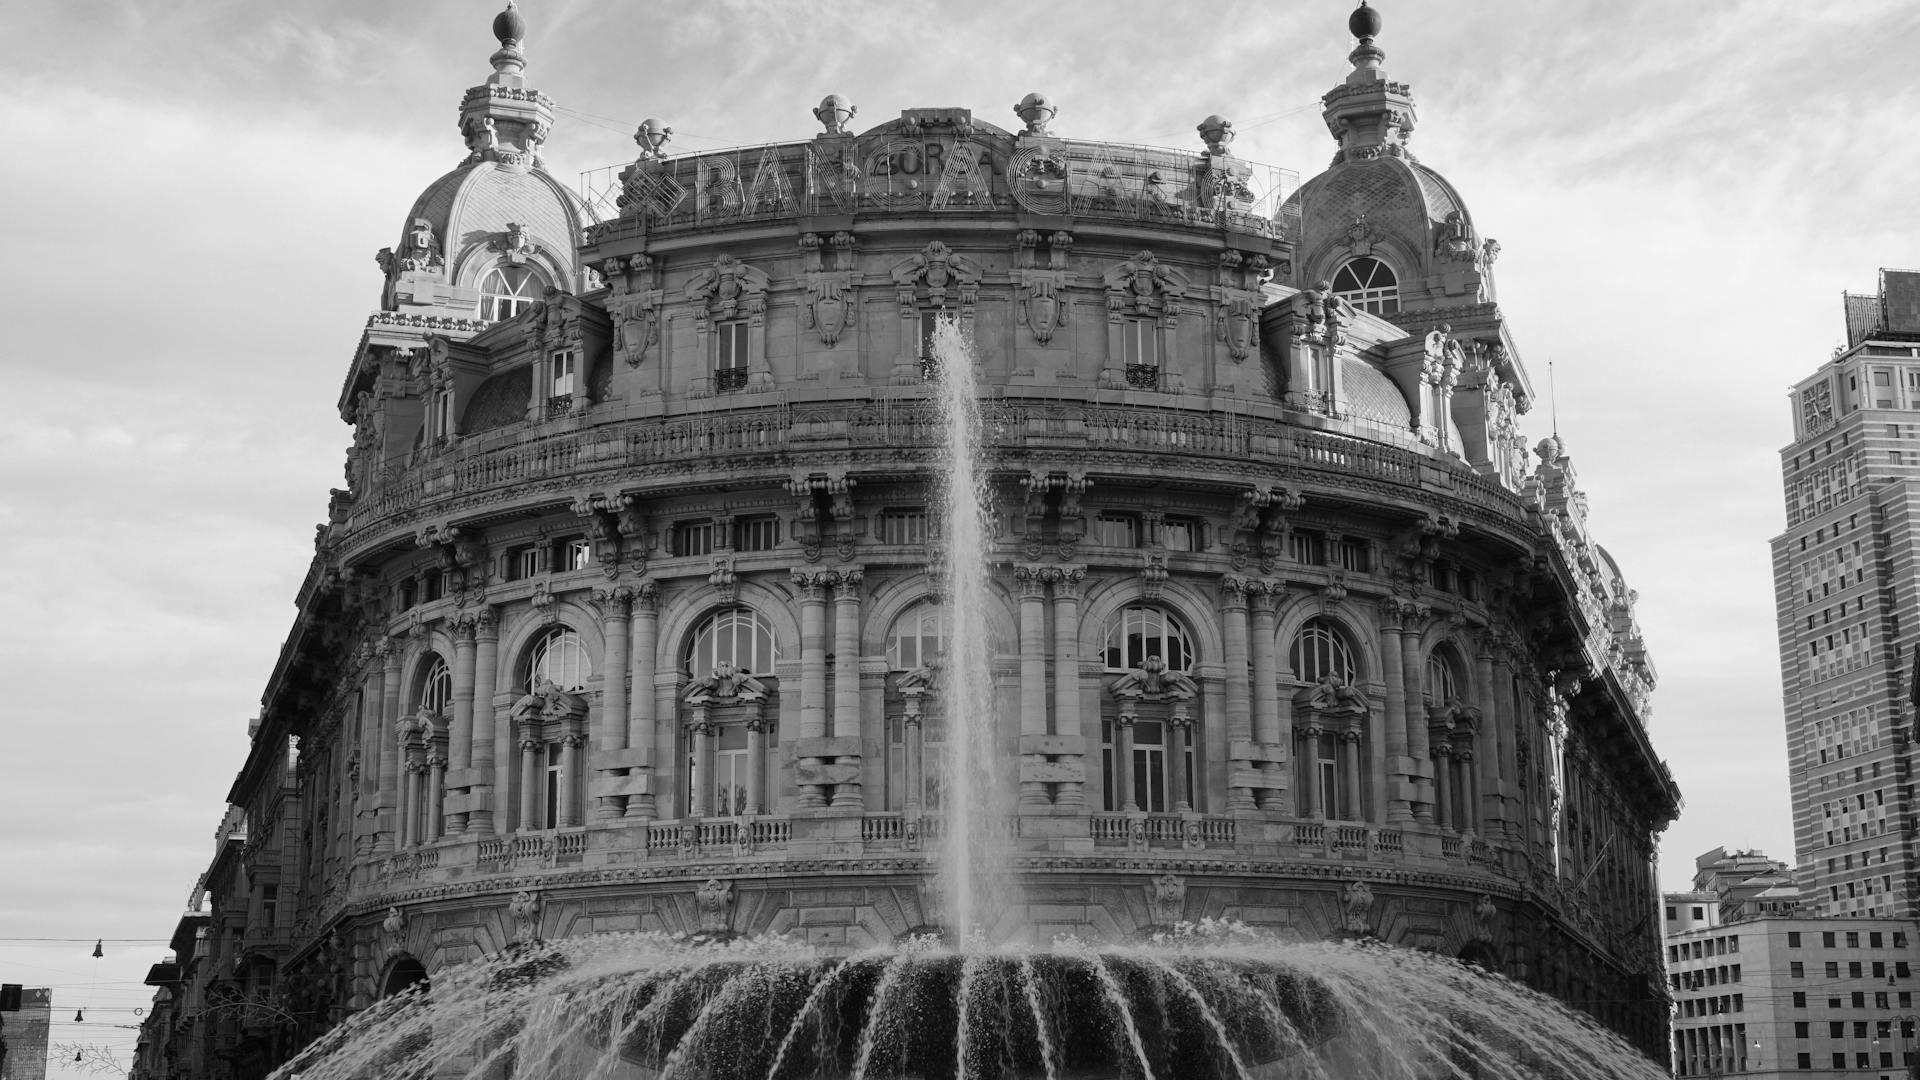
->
left=1103, top=250, right=1190, bottom=321
left=890, top=241, right=984, bottom=315
left=684, top=662, right=768, bottom=705
left=684, top=255, right=770, bottom=322
left=1108, top=656, right=1196, bottom=701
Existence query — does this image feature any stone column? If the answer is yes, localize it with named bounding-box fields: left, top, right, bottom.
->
left=426, top=754, right=447, bottom=841
left=448, top=617, right=477, bottom=834
left=1249, top=586, right=1284, bottom=808
left=688, top=709, right=713, bottom=818
left=1461, top=749, right=1481, bottom=836
left=1015, top=565, right=1049, bottom=809
left=518, top=736, right=541, bottom=831
left=831, top=569, right=864, bottom=810
left=1401, top=617, right=1431, bottom=824
left=1169, top=712, right=1192, bottom=812
left=559, top=733, right=582, bottom=827
left=376, top=642, right=402, bottom=853
left=1046, top=566, right=1087, bottom=807
left=1113, top=710, right=1138, bottom=812
left=903, top=703, right=925, bottom=816
left=794, top=571, right=829, bottom=808
left=469, top=608, right=499, bottom=836
left=745, top=713, right=768, bottom=815
left=401, top=759, right=421, bottom=847
left=1296, top=725, right=1319, bottom=817
left=597, top=587, right=633, bottom=821
left=1474, top=645, right=1501, bottom=839
left=1376, top=603, right=1412, bottom=825
left=1219, top=577, right=1254, bottom=811
left=1341, top=729, right=1363, bottom=821
left=627, top=583, right=660, bottom=819
left=1432, top=744, right=1453, bottom=831
left=1491, top=640, right=1520, bottom=842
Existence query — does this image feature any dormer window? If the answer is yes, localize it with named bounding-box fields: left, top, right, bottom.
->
left=480, top=265, right=542, bottom=322
left=1330, top=257, right=1399, bottom=317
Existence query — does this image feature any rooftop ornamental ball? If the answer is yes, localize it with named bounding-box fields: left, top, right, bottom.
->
left=813, top=94, right=856, bottom=134
left=1013, top=91, right=1056, bottom=136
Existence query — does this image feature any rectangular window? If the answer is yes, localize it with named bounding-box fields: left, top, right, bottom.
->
left=423, top=570, right=444, bottom=603
left=1791, top=962, right=1806, bottom=978
left=1826, top=961, right=1840, bottom=978
left=400, top=578, right=417, bottom=610
left=549, top=537, right=591, bottom=572
left=1852, top=991, right=1866, bottom=1008
left=1832, top=1021, right=1846, bottom=1038
left=551, top=349, right=579, bottom=397
left=1851, top=961, right=1864, bottom=978
left=1795, top=1021, right=1810, bottom=1038
left=1338, top=537, right=1370, bottom=573
left=672, top=520, right=716, bottom=557
left=1898, top=933, right=1910, bottom=949
left=1122, top=317, right=1158, bottom=369
left=1898, top=962, right=1911, bottom=977
left=514, top=546, right=540, bottom=580
left=1161, top=517, right=1197, bottom=553
left=1290, top=531, right=1324, bottom=565
left=1789, top=931, right=1802, bottom=946
left=1095, top=514, right=1140, bottom=548
left=718, top=321, right=751, bottom=370
left=732, top=515, right=782, bottom=552
left=1824, top=931, right=1838, bottom=947
left=880, top=509, right=929, bottom=546
left=920, top=311, right=940, bottom=360
left=1796, top=1052, right=1810, bottom=1070
left=1793, top=991, right=1807, bottom=1008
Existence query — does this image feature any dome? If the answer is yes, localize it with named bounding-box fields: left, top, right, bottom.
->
left=1284, top=155, right=1477, bottom=295
left=379, top=157, right=596, bottom=314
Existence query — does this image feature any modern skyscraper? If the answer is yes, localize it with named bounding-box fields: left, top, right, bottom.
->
left=1774, top=269, right=1920, bottom=917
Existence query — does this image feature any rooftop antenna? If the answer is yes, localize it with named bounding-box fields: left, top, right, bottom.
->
left=1548, top=357, right=1559, bottom=437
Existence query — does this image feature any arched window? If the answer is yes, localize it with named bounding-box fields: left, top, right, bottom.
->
left=1102, top=606, right=1195, bottom=672
left=479, top=265, right=543, bottom=322
left=684, top=608, right=779, bottom=679
left=1330, top=256, right=1399, bottom=317
left=1289, top=618, right=1358, bottom=684
left=886, top=601, right=946, bottom=671
left=1425, top=647, right=1464, bottom=705
left=525, top=627, right=591, bottom=691
left=417, top=655, right=453, bottom=716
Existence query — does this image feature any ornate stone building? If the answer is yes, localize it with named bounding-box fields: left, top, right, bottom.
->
left=139, top=3, right=1680, bottom=1075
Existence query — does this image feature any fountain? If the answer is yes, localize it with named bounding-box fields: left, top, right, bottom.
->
left=268, top=326, right=1668, bottom=1080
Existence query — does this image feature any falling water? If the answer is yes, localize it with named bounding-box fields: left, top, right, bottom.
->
left=270, top=930, right=1670, bottom=1080
left=928, top=315, right=1013, bottom=939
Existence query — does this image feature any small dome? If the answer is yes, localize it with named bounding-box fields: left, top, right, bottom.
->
left=1349, top=2, right=1382, bottom=40
left=493, top=2, right=526, bottom=45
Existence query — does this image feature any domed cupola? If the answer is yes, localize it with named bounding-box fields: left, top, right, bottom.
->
left=373, top=2, right=596, bottom=320
left=1279, top=2, right=1499, bottom=317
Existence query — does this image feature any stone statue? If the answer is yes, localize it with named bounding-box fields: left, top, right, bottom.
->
left=1109, top=654, right=1197, bottom=699
left=1299, top=673, right=1369, bottom=716
left=1148, top=873, right=1186, bottom=926
left=401, top=218, right=441, bottom=272
left=695, top=878, right=734, bottom=933
left=1341, top=879, right=1374, bottom=935
left=1474, top=894, right=1497, bottom=941
left=684, top=662, right=767, bottom=703
left=512, top=677, right=588, bottom=726
left=508, top=889, right=541, bottom=944
left=382, top=906, right=406, bottom=958
left=897, top=658, right=941, bottom=694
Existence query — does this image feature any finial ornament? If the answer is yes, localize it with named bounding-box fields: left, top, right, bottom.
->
left=1197, top=115, right=1235, bottom=155
left=634, top=118, right=673, bottom=160
left=489, top=1, right=528, bottom=79
left=814, top=94, right=856, bottom=135
left=1014, top=92, right=1057, bottom=137
left=1348, top=1, right=1386, bottom=70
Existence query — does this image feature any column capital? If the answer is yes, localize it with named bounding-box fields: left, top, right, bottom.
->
left=835, top=566, right=866, bottom=600
left=791, top=568, right=833, bottom=600
left=1250, top=581, right=1284, bottom=614
left=633, top=579, right=660, bottom=612
left=1044, top=564, right=1087, bottom=600
left=450, top=612, right=480, bottom=641
left=1014, top=563, right=1049, bottom=599
left=519, top=735, right=541, bottom=752
left=475, top=605, right=500, bottom=639
left=591, top=584, right=636, bottom=621
left=1220, top=574, right=1255, bottom=608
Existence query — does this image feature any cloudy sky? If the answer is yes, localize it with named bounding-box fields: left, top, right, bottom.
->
left=6, top=0, right=1920, bottom=1072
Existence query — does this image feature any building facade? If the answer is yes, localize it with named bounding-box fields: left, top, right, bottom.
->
left=1774, top=269, right=1920, bottom=918
left=1667, top=913, right=1920, bottom=1080
left=137, top=4, right=1680, bottom=1076
left=0, top=987, right=51, bottom=1080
